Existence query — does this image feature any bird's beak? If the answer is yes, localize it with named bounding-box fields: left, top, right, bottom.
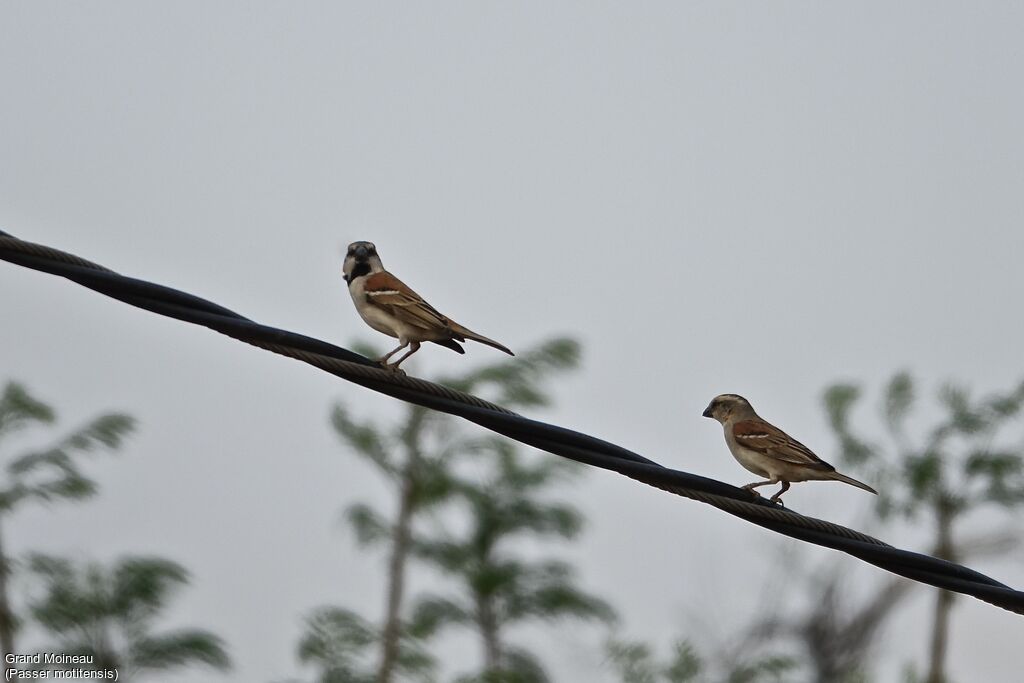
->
left=355, top=245, right=369, bottom=259
left=702, top=403, right=715, bottom=418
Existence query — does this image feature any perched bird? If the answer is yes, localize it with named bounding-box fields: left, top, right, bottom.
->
left=341, top=241, right=513, bottom=370
left=702, top=393, right=877, bottom=504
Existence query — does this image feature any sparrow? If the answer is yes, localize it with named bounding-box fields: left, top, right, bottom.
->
left=702, top=393, right=877, bottom=504
left=341, top=241, right=514, bottom=370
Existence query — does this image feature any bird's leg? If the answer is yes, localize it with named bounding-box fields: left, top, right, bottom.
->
left=389, top=342, right=421, bottom=371
left=741, top=479, right=770, bottom=493
left=377, top=342, right=408, bottom=368
left=769, top=481, right=791, bottom=504
left=741, top=479, right=778, bottom=498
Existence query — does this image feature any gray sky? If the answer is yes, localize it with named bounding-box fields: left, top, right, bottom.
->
left=2, top=2, right=1023, bottom=682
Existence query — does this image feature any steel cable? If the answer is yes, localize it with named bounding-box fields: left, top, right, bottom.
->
left=2, top=230, right=1022, bottom=614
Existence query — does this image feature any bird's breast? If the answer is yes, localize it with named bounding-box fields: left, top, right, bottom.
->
left=724, top=426, right=771, bottom=477
left=347, top=280, right=400, bottom=338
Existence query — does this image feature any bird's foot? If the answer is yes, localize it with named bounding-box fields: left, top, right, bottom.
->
left=375, top=360, right=407, bottom=376
left=741, top=485, right=762, bottom=500
left=769, top=496, right=786, bottom=507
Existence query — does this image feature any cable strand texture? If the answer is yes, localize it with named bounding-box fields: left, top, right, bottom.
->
left=2, top=230, right=1021, bottom=614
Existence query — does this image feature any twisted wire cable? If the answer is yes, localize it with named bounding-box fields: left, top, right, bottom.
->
left=2, top=229, right=1022, bottom=614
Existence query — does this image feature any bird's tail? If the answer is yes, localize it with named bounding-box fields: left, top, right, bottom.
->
left=432, top=338, right=466, bottom=354
left=448, top=322, right=514, bottom=356
left=827, top=470, right=878, bottom=495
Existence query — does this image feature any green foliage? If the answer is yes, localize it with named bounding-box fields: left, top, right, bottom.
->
left=0, top=382, right=56, bottom=438
left=28, top=554, right=229, bottom=677
left=503, top=559, right=615, bottom=623
left=344, top=503, right=391, bottom=547
left=441, top=338, right=581, bottom=409
left=724, top=655, right=796, bottom=683
left=883, top=372, right=915, bottom=436
left=409, top=446, right=613, bottom=680
left=0, top=381, right=136, bottom=665
left=451, top=445, right=585, bottom=545
left=408, top=596, right=471, bottom=639
left=303, top=337, right=589, bottom=683
left=822, top=372, right=1024, bottom=683
left=606, top=638, right=660, bottom=683
left=0, top=381, right=135, bottom=513
left=606, top=637, right=795, bottom=683
left=328, top=337, right=584, bottom=542
left=663, top=642, right=702, bottom=683
left=331, top=404, right=394, bottom=475
left=823, top=384, right=875, bottom=467
left=406, top=455, right=460, bottom=508
left=904, top=452, right=942, bottom=502
left=965, top=449, right=1024, bottom=505
left=130, top=631, right=232, bottom=672
left=822, top=372, right=1024, bottom=520
left=313, top=337, right=600, bottom=683
left=296, top=608, right=377, bottom=683
left=296, top=607, right=435, bottom=683
left=453, top=647, right=552, bottom=683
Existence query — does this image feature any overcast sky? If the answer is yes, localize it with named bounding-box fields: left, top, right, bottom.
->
left=2, top=3, right=1023, bottom=682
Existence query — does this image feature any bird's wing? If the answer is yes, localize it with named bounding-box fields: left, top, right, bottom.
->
left=363, top=271, right=454, bottom=333
left=732, top=419, right=833, bottom=470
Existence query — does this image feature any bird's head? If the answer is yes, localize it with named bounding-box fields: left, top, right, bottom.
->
left=702, top=393, right=754, bottom=423
left=343, top=241, right=384, bottom=283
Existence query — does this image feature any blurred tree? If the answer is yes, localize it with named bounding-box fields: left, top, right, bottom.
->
left=293, top=607, right=433, bottom=683
left=27, top=554, right=230, bottom=680
left=605, top=635, right=794, bottom=683
left=408, top=443, right=615, bottom=682
left=308, top=337, right=586, bottom=683
left=0, top=381, right=134, bottom=664
left=823, top=373, right=1024, bottom=683
left=750, top=566, right=911, bottom=683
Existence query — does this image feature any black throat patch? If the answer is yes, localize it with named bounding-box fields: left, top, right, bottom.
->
left=347, top=261, right=371, bottom=283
